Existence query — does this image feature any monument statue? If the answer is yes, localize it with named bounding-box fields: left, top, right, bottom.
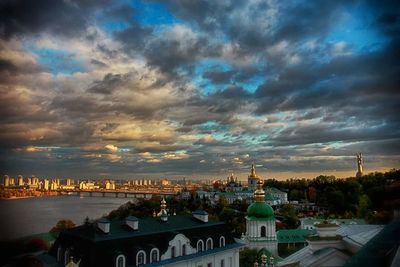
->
left=356, top=153, right=363, bottom=178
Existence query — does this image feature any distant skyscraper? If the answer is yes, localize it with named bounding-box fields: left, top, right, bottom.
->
left=18, top=175, right=24, bottom=186
left=44, top=179, right=50, bottom=191
left=3, top=175, right=10, bottom=187
left=356, top=153, right=363, bottom=178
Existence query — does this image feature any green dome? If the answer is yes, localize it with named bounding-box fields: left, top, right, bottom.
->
left=247, top=202, right=275, bottom=220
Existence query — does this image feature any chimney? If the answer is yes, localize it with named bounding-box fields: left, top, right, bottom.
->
left=126, top=216, right=139, bottom=230
left=97, top=218, right=110, bottom=234
left=193, top=210, right=208, bottom=223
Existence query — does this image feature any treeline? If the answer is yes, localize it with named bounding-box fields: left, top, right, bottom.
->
left=265, top=169, right=400, bottom=223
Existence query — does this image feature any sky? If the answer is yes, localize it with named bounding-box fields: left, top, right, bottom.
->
left=0, top=0, right=399, bottom=180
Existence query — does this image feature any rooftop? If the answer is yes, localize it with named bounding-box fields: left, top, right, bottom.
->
left=301, top=218, right=366, bottom=226
left=64, top=215, right=224, bottom=242
left=344, top=220, right=400, bottom=267
left=277, top=229, right=317, bottom=243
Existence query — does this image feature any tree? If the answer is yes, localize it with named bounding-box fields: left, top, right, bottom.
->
left=239, top=248, right=258, bottom=267
left=358, top=194, right=370, bottom=218
left=279, top=204, right=299, bottom=229
left=308, top=187, right=317, bottom=202
left=50, top=219, right=75, bottom=238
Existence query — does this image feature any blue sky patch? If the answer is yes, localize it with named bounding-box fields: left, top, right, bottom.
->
left=30, top=46, right=85, bottom=75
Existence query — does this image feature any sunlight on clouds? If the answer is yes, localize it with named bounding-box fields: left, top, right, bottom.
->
left=105, top=144, right=118, bottom=153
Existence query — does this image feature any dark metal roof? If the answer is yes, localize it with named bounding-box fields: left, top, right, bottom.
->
left=344, top=219, right=400, bottom=267
left=50, top=215, right=237, bottom=266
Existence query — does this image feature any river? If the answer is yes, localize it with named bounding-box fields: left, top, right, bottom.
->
left=0, top=196, right=132, bottom=240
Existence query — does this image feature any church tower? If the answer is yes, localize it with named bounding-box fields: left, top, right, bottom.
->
left=248, top=164, right=259, bottom=191
left=245, top=179, right=277, bottom=255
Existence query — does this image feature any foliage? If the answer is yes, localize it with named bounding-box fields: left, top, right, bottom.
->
left=239, top=247, right=258, bottom=267
left=49, top=219, right=75, bottom=238
left=277, top=204, right=299, bottom=228
left=265, top=169, right=399, bottom=220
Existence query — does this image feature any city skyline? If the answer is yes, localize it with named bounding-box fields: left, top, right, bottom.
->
left=1, top=1, right=399, bottom=179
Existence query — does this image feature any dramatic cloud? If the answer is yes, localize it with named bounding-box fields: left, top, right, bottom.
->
left=0, top=0, right=399, bottom=179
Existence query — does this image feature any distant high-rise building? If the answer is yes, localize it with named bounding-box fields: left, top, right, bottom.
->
left=356, top=153, right=363, bottom=178
left=44, top=179, right=50, bottom=191
left=105, top=180, right=115, bottom=190
left=3, top=175, right=10, bottom=187
left=51, top=180, right=58, bottom=190
left=18, top=175, right=24, bottom=186
left=161, top=179, right=170, bottom=186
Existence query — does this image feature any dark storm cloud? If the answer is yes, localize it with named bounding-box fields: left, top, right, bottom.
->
left=0, top=59, right=17, bottom=73
left=90, top=59, right=108, bottom=68
left=115, top=24, right=153, bottom=51
left=203, top=70, right=234, bottom=84
left=104, top=4, right=135, bottom=22
left=1, top=0, right=399, bottom=178
left=254, top=35, right=400, bottom=117
left=268, top=121, right=400, bottom=147
left=144, top=33, right=215, bottom=73
left=87, top=73, right=127, bottom=94
left=0, top=0, right=111, bottom=38
left=156, top=1, right=351, bottom=51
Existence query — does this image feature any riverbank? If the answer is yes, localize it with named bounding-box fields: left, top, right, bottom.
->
left=1, top=196, right=36, bottom=200
left=0, top=189, right=61, bottom=200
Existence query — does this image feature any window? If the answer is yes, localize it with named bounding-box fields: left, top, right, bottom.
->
left=64, top=248, right=70, bottom=265
left=171, top=246, right=176, bottom=258
left=221, top=259, right=225, bottom=267
left=207, top=263, right=212, bottom=267
left=197, top=240, right=204, bottom=252
left=136, top=251, right=146, bottom=266
left=150, top=249, right=159, bottom=263
left=219, top=236, right=225, bottom=247
left=261, top=226, right=266, bottom=237
left=206, top=238, right=213, bottom=250
left=57, top=246, right=62, bottom=262
left=116, top=255, right=126, bottom=267
left=182, top=244, right=186, bottom=256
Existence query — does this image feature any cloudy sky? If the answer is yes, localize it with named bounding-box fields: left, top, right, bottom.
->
left=0, top=0, right=399, bottom=180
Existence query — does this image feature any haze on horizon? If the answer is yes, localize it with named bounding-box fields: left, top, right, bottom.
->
left=0, top=0, right=399, bottom=179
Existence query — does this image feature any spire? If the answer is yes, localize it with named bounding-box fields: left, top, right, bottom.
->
left=250, top=164, right=256, bottom=178
left=159, top=198, right=168, bottom=222
left=254, top=179, right=265, bottom=202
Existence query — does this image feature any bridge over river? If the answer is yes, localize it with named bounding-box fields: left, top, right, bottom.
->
left=57, top=189, right=177, bottom=199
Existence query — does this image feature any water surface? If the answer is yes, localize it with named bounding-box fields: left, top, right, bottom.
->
left=0, top=196, right=131, bottom=240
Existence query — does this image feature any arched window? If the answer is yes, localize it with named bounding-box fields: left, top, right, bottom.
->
left=57, top=246, right=63, bottom=262
left=64, top=248, right=70, bottom=265
left=116, top=255, right=126, bottom=267
left=206, top=238, right=213, bottom=250
left=136, top=250, right=146, bottom=266
left=197, top=240, right=204, bottom=252
left=182, top=244, right=186, bottom=256
left=150, top=248, right=159, bottom=263
left=261, top=226, right=266, bottom=237
left=219, top=236, right=225, bottom=247
left=171, top=246, right=176, bottom=258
